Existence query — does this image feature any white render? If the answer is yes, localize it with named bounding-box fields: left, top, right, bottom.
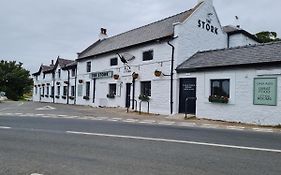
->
left=178, top=66, right=281, bottom=126
left=32, top=0, right=262, bottom=124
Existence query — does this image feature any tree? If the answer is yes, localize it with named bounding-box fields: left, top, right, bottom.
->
left=255, top=31, right=280, bottom=43
left=0, top=60, right=33, bottom=100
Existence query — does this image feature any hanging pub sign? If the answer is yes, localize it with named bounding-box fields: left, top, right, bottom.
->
left=197, top=19, right=218, bottom=35
left=253, top=77, right=277, bottom=106
left=90, top=71, right=113, bottom=79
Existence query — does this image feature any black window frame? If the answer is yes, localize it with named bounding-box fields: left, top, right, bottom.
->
left=51, top=86, right=54, bottom=96
left=142, top=50, right=154, bottom=61
left=140, top=81, right=151, bottom=96
left=63, top=86, right=67, bottom=96
left=86, top=62, right=91, bottom=73
left=71, top=69, right=76, bottom=77
left=58, top=69, right=61, bottom=78
left=47, top=86, right=49, bottom=95
left=71, top=86, right=75, bottom=96
left=109, top=84, right=117, bottom=95
left=85, top=82, right=90, bottom=97
left=110, top=57, right=118, bottom=66
left=210, top=79, right=230, bottom=98
left=57, top=86, right=60, bottom=96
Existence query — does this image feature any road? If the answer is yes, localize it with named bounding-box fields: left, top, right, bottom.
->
left=0, top=114, right=281, bottom=175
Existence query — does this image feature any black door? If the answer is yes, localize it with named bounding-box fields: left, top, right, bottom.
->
left=125, top=83, right=131, bottom=108
left=179, top=78, right=197, bottom=114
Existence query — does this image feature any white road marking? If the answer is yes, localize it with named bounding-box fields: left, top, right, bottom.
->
left=58, top=115, right=68, bottom=117
left=18, top=102, right=24, bottom=106
left=66, top=131, right=281, bottom=153
left=95, top=117, right=109, bottom=120
left=123, top=119, right=139, bottom=123
left=177, top=122, right=197, bottom=127
left=226, top=126, right=245, bottom=131
left=0, top=126, right=11, bottom=129
left=201, top=124, right=220, bottom=128
left=138, top=120, right=156, bottom=124
left=15, top=113, right=23, bottom=115
left=253, top=128, right=274, bottom=133
left=30, top=173, right=43, bottom=175
left=158, top=121, right=176, bottom=125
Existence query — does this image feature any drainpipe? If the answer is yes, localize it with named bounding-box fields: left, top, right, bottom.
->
left=67, top=69, right=70, bottom=105
left=53, top=72, right=55, bottom=103
left=132, top=78, right=135, bottom=110
left=74, top=68, right=77, bottom=105
left=167, top=41, right=175, bottom=115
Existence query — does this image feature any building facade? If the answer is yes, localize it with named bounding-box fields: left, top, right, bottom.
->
left=33, top=0, right=274, bottom=124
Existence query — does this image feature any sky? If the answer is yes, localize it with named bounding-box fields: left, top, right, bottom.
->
left=0, top=0, right=280, bottom=73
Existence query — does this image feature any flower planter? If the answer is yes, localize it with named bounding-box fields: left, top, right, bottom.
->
left=64, top=81, right=69, bottom=84
left=154, top=70, right=162, bottom=77
left=79, top=80, right=83, bottom=84
left=50, top=95, right=54, bottom=98
left=46, top=83, right=50, bottom=86
left=45, top=95, right=49, bottom=98
left=69, top=96, right=75, bottom=100
left=113, top=74, right=119, bottom=80
left=55, top=95, right=60, bottom=99
left=83, top=96, right=90, bottom=100
left=41, top=95, right=44, bottom=97
left=106, top=94, right=115, bottom=99
left=56, top=82, right=60, bottom=85
left=138, top=94, right=150, bottom=101
left=208, top=95, right=229, bottom=104
left=132, top=72, right=139, bottom=79
left=62, top=95, right=67, bottom=99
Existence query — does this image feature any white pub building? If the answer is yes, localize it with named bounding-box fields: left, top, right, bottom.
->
left=33, top=0, right=281, bottom=125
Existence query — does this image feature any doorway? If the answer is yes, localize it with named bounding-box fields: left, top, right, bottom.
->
left=179, top=78, right=197, bottom=114
left=125, top=83, right=131, bottom=108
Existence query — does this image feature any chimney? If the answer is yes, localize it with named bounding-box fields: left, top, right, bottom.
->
left=198, top=0, right=213, bottom=4
left=99, top=28, right=108, bottom=40
left=50, top=60, right=54, bottom=66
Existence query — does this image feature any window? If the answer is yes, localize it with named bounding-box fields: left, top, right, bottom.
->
left=71, top=86, right=75, bottom=96
left=109, top=84, right=117, bottom=95
left=58, top=69, right=61, bottom=78
left=63, top=86, right=67, bottom=96
left=71, top=69, right=76, bottom=77
left=211, top=79, right=230, bottom=97
left=110, top=57, right=118, bottom=66
left=36, top=76, right=38, bottom=81
left=47, top=86, right=49, bottom=95
left=57, top=86, right=60, bottom=96
left=86, top=62, right=91, bottom=73
left=52, top=73, right=55, bottom=79
left=51, top=86, right=54, bottom=96
left=78, top=85, right=83, bottom=97
left=143, top=50, right=153, bottom=61
left=85, top=82, right=90, bottom=97
left=43, top=74, right=46, bottom=79
left=42, top=87, right=45, bottom=95
left=141, top=81, right=151, bottom=96
left=35, top=87, right=38, bottom=94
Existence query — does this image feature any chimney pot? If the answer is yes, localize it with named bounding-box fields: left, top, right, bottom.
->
left=99, top=28, right=108, bottom=40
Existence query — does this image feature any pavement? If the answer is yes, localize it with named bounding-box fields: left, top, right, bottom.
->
left=0, top=101, right=280, bottom=134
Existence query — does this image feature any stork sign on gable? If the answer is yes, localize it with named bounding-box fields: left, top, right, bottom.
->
left=117, top=53, right=135, bottom=71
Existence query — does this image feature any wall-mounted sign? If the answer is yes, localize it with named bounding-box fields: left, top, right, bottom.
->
left=90, top=71, right=113, bottom=79
left=197, top=19, right=218, bottom=35
left=254, top=77, right=277, bottom=106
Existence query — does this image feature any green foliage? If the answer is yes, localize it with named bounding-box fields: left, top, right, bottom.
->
left=255, top=31, right=280, bottom=43
left=0, top=60, right=33, bottom=100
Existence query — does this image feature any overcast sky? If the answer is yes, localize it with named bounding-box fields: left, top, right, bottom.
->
left=1, top=0, right=280, bottom=73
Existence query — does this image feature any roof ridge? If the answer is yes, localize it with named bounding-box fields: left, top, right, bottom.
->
left=197, top=41, right=281, bottom=54
left=102, top=5, right=199, bottom=41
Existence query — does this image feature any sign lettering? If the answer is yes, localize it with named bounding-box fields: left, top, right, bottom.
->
left=198, top=19, right=218, bottom=35
left=254, top=78, right=277, bottom=106
left=90, top=71, right=113, bottom=79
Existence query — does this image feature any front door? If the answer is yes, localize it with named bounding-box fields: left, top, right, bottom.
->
left=125, top=83, right=131, bottom=108
left=179, top=78, right=197, bottom=114
left=39, top=88, right=42, bottom=101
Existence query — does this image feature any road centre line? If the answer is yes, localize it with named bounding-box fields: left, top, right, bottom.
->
left=66, top=131, right=281, bottom=153
left=0, top=126, right=11, bottom=129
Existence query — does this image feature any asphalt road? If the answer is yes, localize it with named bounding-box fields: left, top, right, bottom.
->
left=0, top=115, right=281, bottom=175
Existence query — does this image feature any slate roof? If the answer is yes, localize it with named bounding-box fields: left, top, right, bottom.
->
left=32, top=65, right=53, bottom=76
left=176, top=41, right=281, bottom=72
left=77, top=3, right=203, bottom=60
left=33, top=58, right=75, bottom=75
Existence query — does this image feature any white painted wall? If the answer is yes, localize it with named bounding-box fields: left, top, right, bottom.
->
left=229, top=33, right=258, bottom=48
left=179, top=66, right=281, bottom=126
